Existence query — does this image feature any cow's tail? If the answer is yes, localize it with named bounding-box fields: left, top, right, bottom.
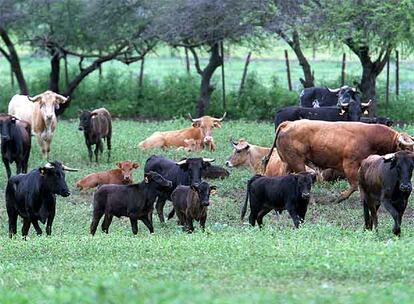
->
left=263, top=121, right=287, bottom=171
left=241, top=175, right=262, bottom=222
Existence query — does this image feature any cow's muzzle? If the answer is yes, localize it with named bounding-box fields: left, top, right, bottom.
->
left=302, top=192, right=311, bottom=199
left=61, top=190, right=71, bottom=197
left=123, top=176, right=131, bottom=183
left=201, top=201, right=210, bottom=207
left=399, top=183, right=412, bottom=193
left=78, top=126, right=84, bottom=131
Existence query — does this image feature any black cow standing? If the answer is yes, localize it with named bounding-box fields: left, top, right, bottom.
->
left=144, top=155, right=214, bottom=223
left=241, top=172, right=316, bottom=228
left=90, top=171, right=173, bottom=235
left=359, top=151, right=414, bottom=236
left=0, top=115, right=31, bottom=178
left=300, top=85, right=356, bottom=108
left=78, top=108, right=112, bottom=162
left=5, top=161, right=78, bottom=238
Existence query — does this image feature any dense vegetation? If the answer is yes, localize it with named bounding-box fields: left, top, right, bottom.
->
left=1, top=119, right=414, bottom=303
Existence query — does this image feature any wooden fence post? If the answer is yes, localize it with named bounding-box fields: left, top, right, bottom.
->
left=284, top=50, right=292, bottom=91
left=341, top=53, right=346, bottom=86
left=239, top=52, right=252, bottom=97
left=386, top=56, right=390, bottom=106
left=220, top=41, right=226, bottom=111
left=395, top=50, right=399, bottom=96
left=184, top=47, right=190, bottom=74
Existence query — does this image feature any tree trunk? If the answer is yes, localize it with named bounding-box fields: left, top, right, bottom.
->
left=48, top=50, right=61, bottom=93
left=360, top=62, right=377, bottom=116
left=196, top=43, right=222, bottom=116
left=0, top=27, right=28, bottom=94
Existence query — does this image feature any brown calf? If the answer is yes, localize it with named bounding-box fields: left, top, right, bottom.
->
left=76, top=161, right=139, bottom=191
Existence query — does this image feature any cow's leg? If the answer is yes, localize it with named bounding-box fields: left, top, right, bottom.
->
left=46, top=205, right=56, bottom=236
left=101, top=214, right=113, bottom=234
left=257, top=207, right=272, bottom=228
left=90, top=209, right=104, bottom=236
left=22, top=218, right=31, bottom=238
left=106, top=135, right=111, bottom=162
left=86, top=141, right=93, bottom=162
left=155, top=198, right=167, bottom=223
left=176, top=211, right=186, bottom=227
left=7, top=208, right=18, bottom=238
left=94, top=141, right=101, bottom=163
left=31, top=220, right=43, bottom=235
left=286, top=203, right=301, bottom=228
left=361, top=190, right=372, bottom=230
left=130, top=218, right=138, bottom=235
left=200, top=215, right=207, bottom=231
left=3, top=159, right=11, bottom=179
left=141, top=217, right=154, bottom=234
left=335, top=162, right=358, bottom=203
left=382, top=199, right=401, bottom=236
left=186, top=217, right=194, bottom=233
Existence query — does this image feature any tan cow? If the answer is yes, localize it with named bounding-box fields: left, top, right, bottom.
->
left=225, top=139, right=288, bottom=176
left=138, top=113, right=225, bottom=150
left=8, top=91, right=68, bottom=159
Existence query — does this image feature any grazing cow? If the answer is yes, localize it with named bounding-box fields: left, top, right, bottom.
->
left=202, top=165, right=229, bottom=179
left=360, top=116, right=393, bottom=127
left=264, top=120, right=414, bottom=203
left=144, top=155, right=214, bottom=223
left=300, top=85, right=357, bottom=108
left=76, top=161, right=139, bottom=191
left=78, top=108, right=112, bottom=162
left=5, top=161, right=78, bottom=238
left=359, top=151, right=414, bottom=236
left=138, top=113, right=225, bottom=150
left=0, top=114, right=31, bottom=178
left=8, top=91, right=69, bottom=159
left=241, top=172, right=316, bottom=228
left=169, top=182, right=216, bottom=232
left=274, top=99, right=371, bottom=130
left=90, top=171, right=173, bottom=235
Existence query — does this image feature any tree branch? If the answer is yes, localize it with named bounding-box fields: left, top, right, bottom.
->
left=0, top=45, right=11, bottom=61
left=188, top=47, right=203, bottom=75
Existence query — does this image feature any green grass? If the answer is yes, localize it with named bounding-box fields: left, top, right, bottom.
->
left=1, top=119, right=414, bottom=303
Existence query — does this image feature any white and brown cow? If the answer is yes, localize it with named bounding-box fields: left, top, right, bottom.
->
left=8, top=90, right=69, bottom=159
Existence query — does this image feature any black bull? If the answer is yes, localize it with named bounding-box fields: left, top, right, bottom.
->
left=300, top=86, right=356, bottom=108
left=144, top=155, right=214, bottom=223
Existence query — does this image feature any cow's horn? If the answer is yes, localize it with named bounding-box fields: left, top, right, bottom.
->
left=398, top=135, right=414, bottom=146
left=383, top=153, right=395, bottom=161
left=44, top=163, right=54, bottom=169
left=28, top=93, right=43, bottom=102
left=188, top=113, right=201, bottom=122
left=55, top=93, right=69, bottom=103
left=62, top=164, right=79, bottom=172
left=327, top=87, right=341, bottom=93
left=214, top=112, right=227, bottom=122
left=229, top=138, right=238, bottom=147
left=361, top=99, right=372, bottom=107
left=202, top=158, right=215, bottom=163
left=176, top=159, right=188, bottom=165
left=339, top=99, right=350, bottom=107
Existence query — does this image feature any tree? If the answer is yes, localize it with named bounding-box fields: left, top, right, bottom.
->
left=264, top=0, right=315, bottom=88
left=151, top=0, right=263, bottom=116
left=0, top=0, right=29, bottom=94
left=309, top=0, right=414, bottom=110
left=23, top=0, right=156, bottom=114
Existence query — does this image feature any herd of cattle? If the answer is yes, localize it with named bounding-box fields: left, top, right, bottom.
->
left=1, top=86, right=414, bottom=239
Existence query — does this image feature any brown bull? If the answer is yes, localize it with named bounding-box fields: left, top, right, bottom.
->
left=138, top=113, right=225, bottom=150
left=264, top=120, right=414, bottom=203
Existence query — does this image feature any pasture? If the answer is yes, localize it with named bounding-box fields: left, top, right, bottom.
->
left=1, top=118, right=414, bottom=303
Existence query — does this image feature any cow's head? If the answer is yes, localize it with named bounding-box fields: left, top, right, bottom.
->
left=144, top=171, right=173, bottom=190
left=176, top=157, right=214, bottom=186
left=383, top=151, right=414, bottom=193
left=116, top=161, right=139, bottom=184
left=78, top=110, right=96, bottom=131
left=39, top=161, right=78, bottom=197
left=182, top=138, right=202, bottom=152
left=29, top=91, right=68, bottom=122
left=0, top=115, right=17, bottom=142
left=225, top=138, right=250, bottom=168
left=295, top=172, right=316, bottom=220
left=338, top=91, right=371, bottom=121
left=191, top=181, right=217, bottom=207
left=396, top=133, right=414, bottom=151
left=188, top=112, right=226, bottom=142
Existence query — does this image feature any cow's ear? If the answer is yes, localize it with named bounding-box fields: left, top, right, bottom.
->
left=10, top=117, right=17, bottom=124
left=39, top=167, right=47, bottom=176
left=116, top=162, right=122, bottom=168
left=133, top=162, right=139, bottom=169
left=192, top=121, right=201, bottom=128
left=210, top=186, right=217, bottom=195
left=213, top=121, right=221, bottom=128
left=90, top=112, right=98, bottom=119
left=144, top=173, right=150, bottom=183
left=244, top=144, right=250, bottom=151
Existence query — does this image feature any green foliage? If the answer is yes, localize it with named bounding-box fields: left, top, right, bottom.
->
left=1, top=120, right=414, bottom=303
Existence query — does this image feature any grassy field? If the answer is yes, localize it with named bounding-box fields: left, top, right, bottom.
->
left=1, top=119, right=414, bottom=303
